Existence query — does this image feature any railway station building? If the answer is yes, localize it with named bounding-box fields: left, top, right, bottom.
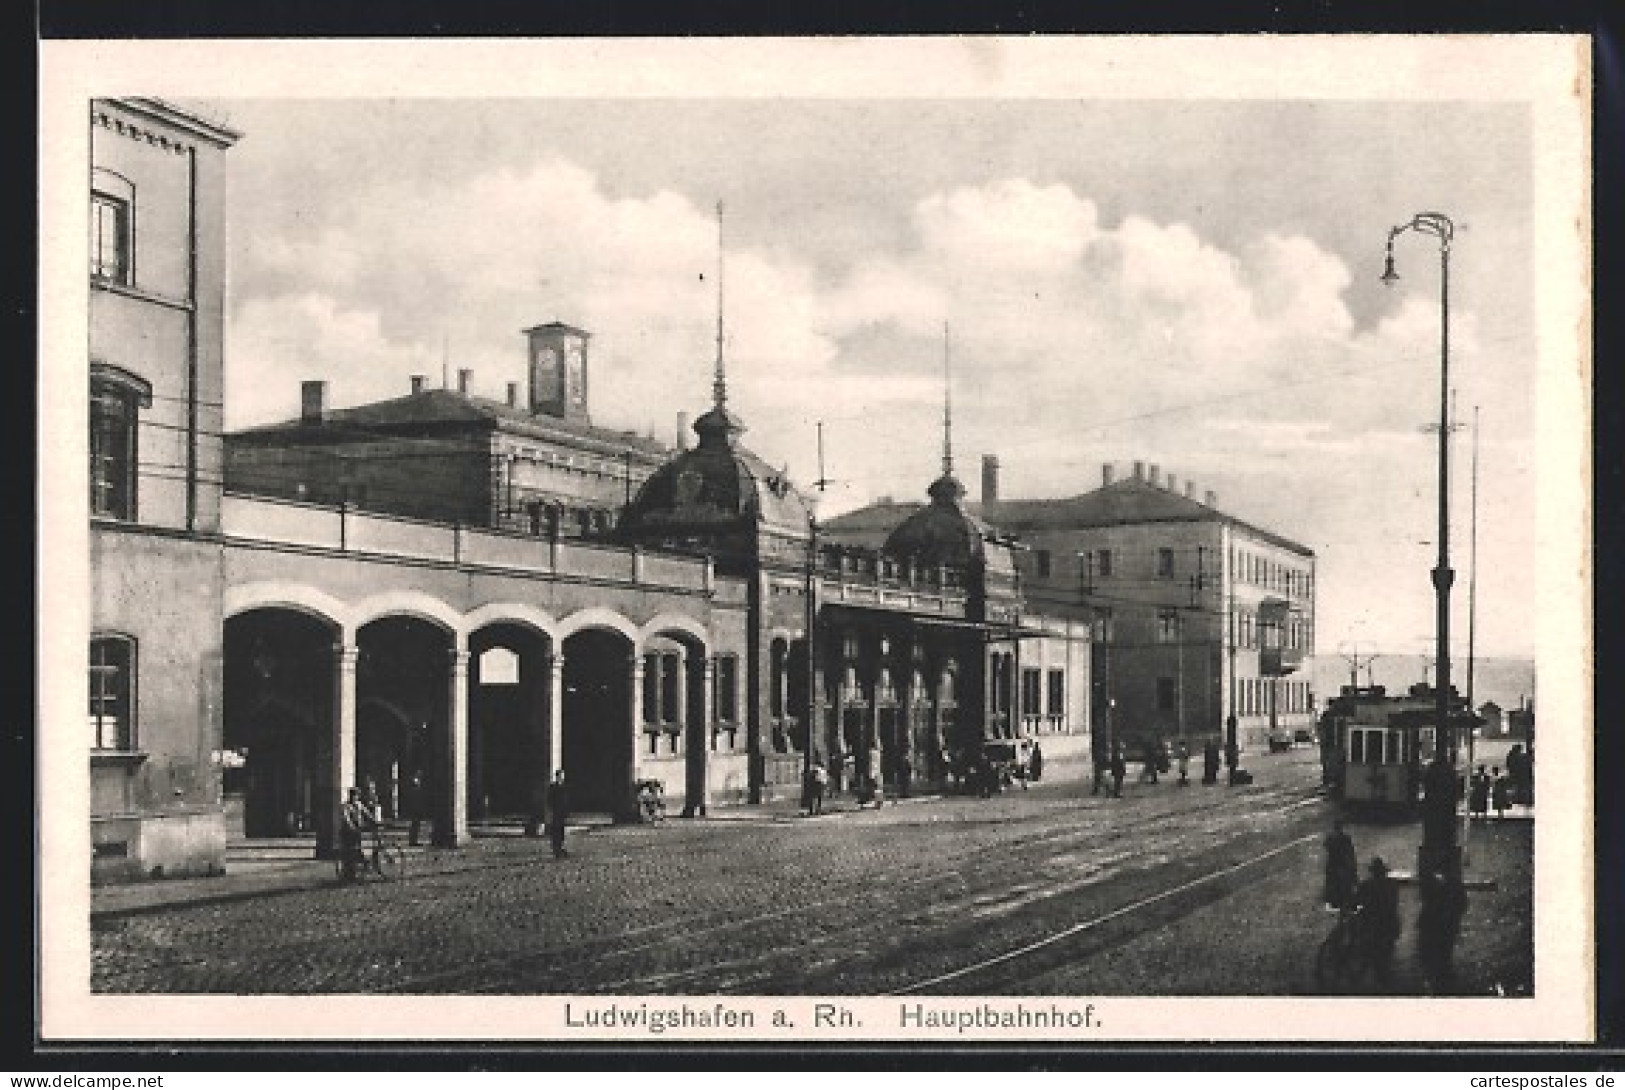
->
left=86, top=99, right=1090, bottom=883
left=822, top=457, right=1317, bottom=762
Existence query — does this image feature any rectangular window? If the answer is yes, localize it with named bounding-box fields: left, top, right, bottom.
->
left=1047, top=669, right=1065, bottom=718
left=660, top=652, right=680, bottom=724
left=1157, top=547, right=1175, bottom=578
left=1158, top=609, right=1180, bottom=643
left=90, top=383, right=137, bottom=519
left=1092, top=607, right=1113, bottom=643
left=91, top=192, right=131, bottom=283
left=1157, top=677, right=1176, bottom=712
left=90, top=636, right=134, bottom=751
left=1096, top=549, right=1112, bottom=578
left=642, top=653, right=660, bottom=724
left=1035, top=550, right=1052, bottom=579
left=714, top=655, right=739, bottom=723
left=1022, top=668, right=1042, bottom=718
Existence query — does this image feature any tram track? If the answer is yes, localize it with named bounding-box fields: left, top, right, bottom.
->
left=94, top=778, right=1330, bottom=994
left=434, top=785, right=1327, bottom=996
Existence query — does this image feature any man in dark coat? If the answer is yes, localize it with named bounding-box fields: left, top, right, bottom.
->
left=1203, top=740, right=1221, bottom=785
left=1322, top=819, right=1358, bottom=910
left=1109, top=744, right=1126, bottom=798
left=545, top=769, right=571, bottom=858
left=402, top=768, right=426, bottom=846
left=1355, top=856, right=1401, bottom=984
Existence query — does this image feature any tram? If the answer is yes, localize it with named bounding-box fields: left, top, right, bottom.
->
left=1317, top=683, right=1474, bottom=811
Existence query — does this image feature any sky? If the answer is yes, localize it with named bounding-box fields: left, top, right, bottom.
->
left=201, top=93, right=1542, bottom=660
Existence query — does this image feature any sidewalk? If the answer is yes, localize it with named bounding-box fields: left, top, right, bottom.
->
left=91, top=797, right=871, bottom=918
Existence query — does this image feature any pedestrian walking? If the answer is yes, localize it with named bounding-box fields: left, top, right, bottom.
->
left=545, top=769, right=571, bottom=858
left=1468, top=765, right=1490, bottom=820
left=339, top=786, right=376, bottom=881
left=1355, top=856, right=1401, bottom=985
left=1202, top=740, right=1221, bottom=785
left=811, top=760, right=828, bottom=814
left=1506, top=744, right=1531, bottom=806
left=1176, top=740, right=1191, bottom=786
left=1109, top=745, right=1126, bottom=798
left=1141, top=744, right=1159, bottom=785
left=1415, top=866, right=1468, bottom=993
left=1491, top=767, right=1511, bottom=819
left=1322, top=819, right=1358, bottom=911
left=1029, top=742, right=1044, bottom=783
left=896, top=753, right=912, bottom=801
left=402, top=767, right=426, bottom=846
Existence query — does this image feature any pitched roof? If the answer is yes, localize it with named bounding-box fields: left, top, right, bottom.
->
left=229, top=389, right=670, bottom=460
left=823, top=477, right=1314, bottom=557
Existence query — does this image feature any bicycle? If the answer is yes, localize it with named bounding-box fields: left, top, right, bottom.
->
left=334, top=826, right=405, bottom=883
left=1314, top=906, right=1381, bottom=990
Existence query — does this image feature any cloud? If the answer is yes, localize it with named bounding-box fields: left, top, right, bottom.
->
left=223, top=165, right=1532, bottom=657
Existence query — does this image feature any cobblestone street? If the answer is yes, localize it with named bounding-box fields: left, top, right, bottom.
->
left=91, top=750, right=1532, bottom=997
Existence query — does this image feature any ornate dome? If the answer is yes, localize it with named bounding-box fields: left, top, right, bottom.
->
left=619, top=403, right=812, bottom=546
left=884, top=471, right=1016, bottom=578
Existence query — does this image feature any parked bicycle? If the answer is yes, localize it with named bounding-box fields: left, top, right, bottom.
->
left=335, top=826, right=405, bottom=883
left=1314, top=906, right=1380, bottom=990
left=635, top=779, right=667, bottom=825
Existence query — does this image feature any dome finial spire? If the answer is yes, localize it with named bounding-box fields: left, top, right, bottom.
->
left=942, top=321, right=953, bottom=477
left=713, top=200, right=727, bottom=410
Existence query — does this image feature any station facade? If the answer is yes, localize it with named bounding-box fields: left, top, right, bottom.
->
left=87, top=100, right=1091, bottom=883
left=823, top=458, right=1317, bottom=761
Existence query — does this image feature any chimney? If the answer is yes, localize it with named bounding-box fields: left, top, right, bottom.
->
left=457, top=368, right=473, bottom=395
left=1148, top=463, right=1161, bottom=487
left=1166, top=472, right=1178, bottom=493
left=1204, top=490, right=1218, bottom=507
left=1184, top=481, right=1195, bottom=499
left=982, top=454, right=1000, bottom=504
left=1133, top=460, right=1145, bottom=481
left=677, top=412, right=689, bottom=451
left=410, top=374, right=426, bottom=395
left=1102, top=463, right=1116, bottom=487
left=300, top=380, right=327, bottom=425
left=506, top=382, right=520, bottom=408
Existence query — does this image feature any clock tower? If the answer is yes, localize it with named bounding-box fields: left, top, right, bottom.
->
left=523, top=321, right=592, bottom=423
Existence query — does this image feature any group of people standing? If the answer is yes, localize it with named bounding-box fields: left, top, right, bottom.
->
left=1322, top=819, right=1468, bottom=991
left=1467, top=744, right=1533, bottom=820
left=1093, top=737, right=1220, bottom=797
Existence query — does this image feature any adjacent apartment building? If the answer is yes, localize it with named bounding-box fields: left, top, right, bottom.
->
left=89, top=98, right=241, bottom=880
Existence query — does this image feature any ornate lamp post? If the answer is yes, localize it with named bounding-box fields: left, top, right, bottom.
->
left=1382, top=211, right=1459, bottom=872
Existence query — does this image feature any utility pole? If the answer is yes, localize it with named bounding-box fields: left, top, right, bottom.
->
left=1224, top=529, right=1243, bottom=783
left=1463, top=404, right=1481, bottom=865
left=1383, top=210, right=1459, bottom=875
left=802, top=421, right=829, bottom=806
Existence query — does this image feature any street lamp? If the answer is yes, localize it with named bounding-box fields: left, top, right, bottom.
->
left=1383, top=211, right=1459, bottom=872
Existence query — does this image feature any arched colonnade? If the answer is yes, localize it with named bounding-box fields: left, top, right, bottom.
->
left=222, top=583, right=717, bottom=857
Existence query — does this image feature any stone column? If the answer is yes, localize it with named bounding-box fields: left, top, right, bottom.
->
left=548, top=652, right=565, bottom=777
left=672, top=650, right=689, bottom=760
left=436, top=647, right=470, bottom=847
left=324, top=642, right=359, bottom=859
left=701, top=654, right=715, bottom=807
left=627, top=653, right=646, bottom=818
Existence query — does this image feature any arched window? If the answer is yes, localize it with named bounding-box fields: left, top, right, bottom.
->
left=91, top=169, right=135, bottom=284
left=90, top=363, right=151, bottom=520
left=90, top=634, right=136, bottom=751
